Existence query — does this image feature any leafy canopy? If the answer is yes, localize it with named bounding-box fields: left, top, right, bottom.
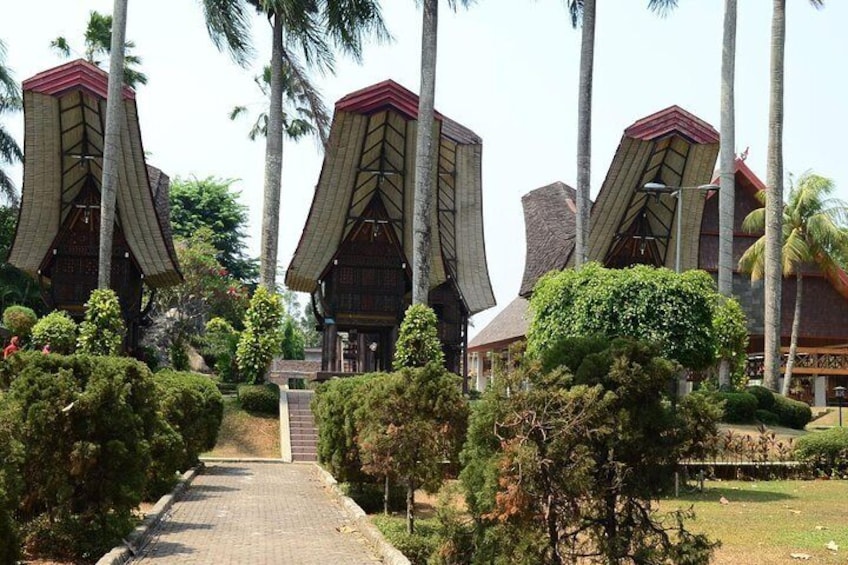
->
left=393, top=304, right=444, bottom=370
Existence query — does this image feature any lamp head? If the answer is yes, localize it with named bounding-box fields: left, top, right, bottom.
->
left=836, top=385, right=846, bottom=398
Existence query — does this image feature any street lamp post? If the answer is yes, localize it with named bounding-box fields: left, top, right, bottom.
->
left=641, top=182, right=720, bottom=273
left=836, top=385, right=846, bottom=428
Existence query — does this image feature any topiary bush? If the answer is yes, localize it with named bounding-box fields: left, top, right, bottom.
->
left=746, top=385, right=776, bottom=412
left=755, top=408, right=780, bottom=426
left=236, top=287, right=283, bottom=384
left=2, top=305, right=37, bottom=341
left=30, top=310, right=77, bottom=354
left=237, top=383, right=280, bottom=414
left=76, top=289, right=126, bottom=355
left=794, top=427, right=848, bottom=477
left=772, top=395, right=813, bottom=430
left=393, top=304, right=445, bottom=369
left=714, top=391, right=758, bottom=424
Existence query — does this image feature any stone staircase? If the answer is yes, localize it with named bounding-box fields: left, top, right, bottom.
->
left=286, top=390, right=318, bottom=462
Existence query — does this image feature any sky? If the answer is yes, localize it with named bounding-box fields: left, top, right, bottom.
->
left=2, top=1, right=847, bottom=338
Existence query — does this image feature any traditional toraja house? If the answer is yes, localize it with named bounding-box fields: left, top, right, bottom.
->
left=286, top=80, right=495, bottom=380
left=470, top=106, right=848, bottom=404
left=7, top=60, right=181, bottom=348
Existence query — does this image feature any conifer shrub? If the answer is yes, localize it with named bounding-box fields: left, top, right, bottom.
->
left=393, top=304, right=444, bottom=369
left=76, top=289, right=125, bottom=355
left=236, top=287, right=283, bottom=384
left=2, top=305, right=37, bottom=341
left=237, top=383, right=280, bottom=414
left=30, top=310, right=77, bottom=354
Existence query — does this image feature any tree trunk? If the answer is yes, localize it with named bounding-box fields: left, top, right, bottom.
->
left=782, top=273, right=802, bottom=396
left=412, top=0, right=438, bottom=305
left=98, top=0, right=129, bottom=289
left=764, top=0, right=786, bottom=391
left=574, top=0, right=595, bottom=270
left=383, top=475, right=389, bottom=515
left=717, top=0, right=737, bottom=389
left=260, top=12, right=285, bottom=290
left=406, top=477, right=415, bottom=535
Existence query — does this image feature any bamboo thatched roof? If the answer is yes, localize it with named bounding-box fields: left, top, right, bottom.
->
left=468, top=296, right=529, bottom=352
left=8, top=60, right=181, bottom=287
left=286, top=80, right=495, bottom=315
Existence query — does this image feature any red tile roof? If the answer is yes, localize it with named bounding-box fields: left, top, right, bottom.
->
left=23, top=59, right=135, bottom=100
left=625, top=105, right=718, bottom=144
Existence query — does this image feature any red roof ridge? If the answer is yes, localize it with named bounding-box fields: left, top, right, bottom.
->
left=23, top=58, right=135, bottom=100
left=625, top=105, right=718, bottom=144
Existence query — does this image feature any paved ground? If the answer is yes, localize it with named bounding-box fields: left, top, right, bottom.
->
left=130, top=463, right=382, bottom=564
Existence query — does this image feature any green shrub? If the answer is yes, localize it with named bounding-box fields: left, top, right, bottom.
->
left=0, top=393, right=22, bottom=565
left=30, top=310, right=77, bottom=354
left=236, top=288, right=283, bottom=384
left=746, top=385, right=776, bottom=411
left=170, top=339, right=189, bottom=371
left=755, top=408, right=780, bottom=426
left=340, top=481, right=405, bottom=514
left=76, top=289, right=126, bottom=355
left=2, top=305, right=37, bottom=341
left=312, top=374, right=375, bottom=484
left=2, top=353, right=163, bottom=560
left=393, top=304, right=444, bottom=369
left=772, top=394, right=812, bottom=430
left=20, top=511, right=133, bottom=563
left=372, top=515, right=439, bottom=565
left=237, top=383, right=280, bottom=414
left=714, top=391, right=758, bottom=424
left=794, top=427, right=848, bottom=477
left=204, top=317, right=240, bottom=382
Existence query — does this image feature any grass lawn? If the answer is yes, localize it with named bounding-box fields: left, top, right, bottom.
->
left=203, top=396, right=280, bottom=459
left=662, top=480, right=848, bottom=564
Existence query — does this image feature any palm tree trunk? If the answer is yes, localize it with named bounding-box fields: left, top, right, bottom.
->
left=260, top=13, right=285, bottom=290
left=782, top=273, right=802, bottom=396
left=412, top=0, right=438, bottom=305
left=718, top=0, right=737, bottom=388
left=764, top=0, right=786, bottom=391
left=574, top=0, right=595, bottom=269
left=98, top=0, right=128, bottom=289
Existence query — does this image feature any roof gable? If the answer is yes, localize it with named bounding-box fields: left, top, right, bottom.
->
left=22, top=58, right=135, bottom=100
left=624, top=105, right=719, bottom=144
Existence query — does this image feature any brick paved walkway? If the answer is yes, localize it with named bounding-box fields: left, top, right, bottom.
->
left=130, top=463, right=382, bottom=564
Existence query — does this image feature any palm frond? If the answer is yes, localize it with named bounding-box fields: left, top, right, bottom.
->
left=647, top=0, right=678, bottom=18
left=322, top=0, right=391, bottom=61
left=202, top=0, right=255, bottom=67
left=0, top=127, right=22, bottom=165
left=738, top=236, right=766, bottom=281
left=0, top=168, right=18, bottom=206
left=229, top=106, right=249, bottom=121
left=279, top=50, right=330, bottom=148
left=782, top=230, right=811, bottom=275
left=50, top=37, right=72, bottom=57
left=741, top=207, right=766, bottom=234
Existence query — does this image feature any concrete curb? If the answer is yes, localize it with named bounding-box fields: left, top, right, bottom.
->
left=199, top=456, right=285, bottom=464
left=279, top=385, right=293, bottom=462
left=95, top=467, right=199, bottom=565
left=314, top=464, right=411, bottom=565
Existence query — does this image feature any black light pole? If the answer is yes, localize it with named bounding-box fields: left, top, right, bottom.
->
left=835, top=386, right=846, bottom=428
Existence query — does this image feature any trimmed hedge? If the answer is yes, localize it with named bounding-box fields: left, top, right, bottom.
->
left=372, top=515, right=439, bottom=565
left=772, top=394, right=812, bottom=430
left=30, top=311, right=77, bottom=354
left=754, top=408, right=779, bottom=426
left=794, top=427, right=848, bottom=477
left=746, top=385, right=776, bottom=411
left=238, top=383, right=280, bottom=414
left=2, top=305, right=37, bottom=340
left=714, top=391, right=758, bottom=424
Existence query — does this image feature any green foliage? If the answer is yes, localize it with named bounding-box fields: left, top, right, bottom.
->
left=0, top=353, right=164, bottom=560
left=713, top=391, right=758, bottom=424
left=30, top=310, right=77, bottom=354
left=169, top=340, right=190, bottom=371
left=372, top=515, right=439, bottom=565
left=772, top=394, right=813, bottom=430
left=312, top=374, right=375, bottom=484
left=76, top=289, right=125, bottom=355
left=794, top=427, right=848, bottom=477
left=0, top=206, right=42, bottom=314
left=712, top=297, right=749, bottom=388
left=236, top=287, right=284, bottom=384
left=339, top=481, right=405, bottom=514
left=0, top=392, right=21, bottom=565
left=169, top=177, right=257, bottom=283
left=203, top=317, right=240, bottom=382
left=755, top=408, right=780, bottom=426
left=528, top=263, right=727, bottom=370
left=460, top=337, right=720, bottom=564
left=237, top=383, right=280, bottom=414
left=2, top=304, right=37, bottom=340
left=280, top=317, right=305, bottom=360
left=747, top=385, right=777, bottom=411
left=154, top=370, right=224, bottom=469
left=393, top=304, right=445, bottom=369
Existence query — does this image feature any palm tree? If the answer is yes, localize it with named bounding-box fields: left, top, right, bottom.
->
left=0, top=39, right=22, bottom=205
left=717, top=0, right=737, bottom=388
left=97, top=0, right=128, bottom=289
left=739, top=172, right=848, bottom=396
left=763, top=0, right=824, bottom=390
left=567, top=0, right=677, bottom=271
left=50, top=10, right=147, bottom=88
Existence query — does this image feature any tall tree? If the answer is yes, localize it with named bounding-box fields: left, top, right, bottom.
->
left=50, top=10, right=147, bottom=88
left=97, top=0, right=128, bottom=289
left=739, top=172, right=848, bottom=396
left=717, top=0, right=737, bottom=388
left=0, top=38, right=22, bottom=205
left=763, top=0, right=823, bottom=390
